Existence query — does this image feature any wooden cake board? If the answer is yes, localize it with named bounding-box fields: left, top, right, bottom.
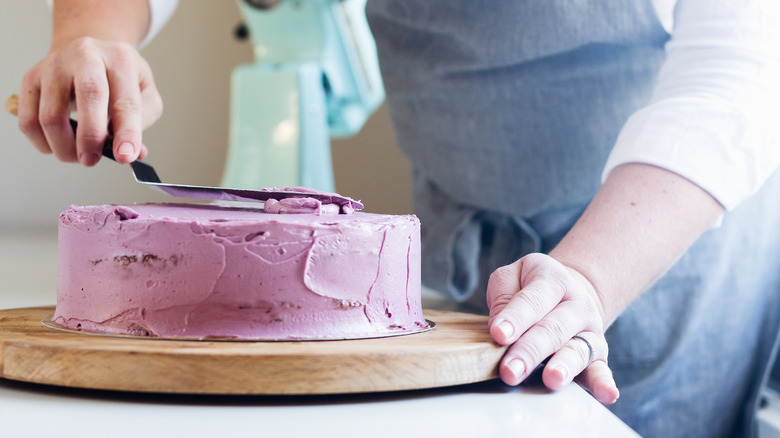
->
left=0, top=306, right=508, bottom=395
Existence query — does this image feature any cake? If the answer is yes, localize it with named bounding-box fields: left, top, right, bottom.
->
left=52, top=201, right=427, bottom=340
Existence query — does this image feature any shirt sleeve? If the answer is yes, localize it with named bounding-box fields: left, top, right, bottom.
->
left=138, top=0, right=179, bottom=48
left=602, top=0, right=780, bottom=211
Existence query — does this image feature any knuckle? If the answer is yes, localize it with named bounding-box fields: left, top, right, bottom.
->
left=17, top=114, right=38, bottom=136
left=534, top=318, right=568, bottom=344
left=38, top=110, right=63, bottom=129
left=75, top=77, right=109, bottom=102
left=70, top=36, right=99, bottom=55
left=487, top=265, right=520, bottom=304
left=112, top=96, right=142, bottom=115
left=517, top=338, right=545, bottom=362
left=567, top=296, right=603, bottom=331
left=78, top=128, right=108, bottom=145
left=519, top=288, right=550, bottom=316
left=522, top=253, right=548, bottom=266
left=111, top=43, right=140, bottom=65
left=549, top=270, right=571, bottom=293
left=21, top=70, right=40, bottom=89
left=39, top=52, right=63, bottom=73
left=489, top=265, right=517, bottom=287
left=565, top=341, right=591, bottom=366
left=519, top=253, right=559, bottom=278
left=489, top=292, right=513, bottom=313
left=583, top=307, right=604, bottom=332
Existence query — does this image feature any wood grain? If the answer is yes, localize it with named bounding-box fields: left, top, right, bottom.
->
left=5, top=94, right=18, bottom=116
left=0, top=307, right=507, bottom=395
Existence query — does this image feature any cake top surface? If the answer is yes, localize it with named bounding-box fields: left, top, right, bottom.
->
left=60, top=203, right=417, bottom=229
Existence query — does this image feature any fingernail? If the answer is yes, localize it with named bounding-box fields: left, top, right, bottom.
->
left=498, top=320, right=514, bottom=339
left=117, top=142, right=136, bottom=158
left=79, top=152, right=99, bottom=166
left=506, top=359, right=525, bottom=380
left=550, top=364, right=568, bottom=383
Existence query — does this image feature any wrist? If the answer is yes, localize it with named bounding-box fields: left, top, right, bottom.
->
left=50, top=0, right=150, bottom=51
left=547, top=164, right=723, bottom=328
left=548, top=251, right=618, bottom=328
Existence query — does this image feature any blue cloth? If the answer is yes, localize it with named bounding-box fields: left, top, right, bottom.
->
left=366, top=1, right=780, bottom=437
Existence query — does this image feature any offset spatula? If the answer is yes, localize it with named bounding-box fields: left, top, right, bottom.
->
left=6, top=94, right=363, bottom=211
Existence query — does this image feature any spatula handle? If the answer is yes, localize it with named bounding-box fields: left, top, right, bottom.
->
left=5, top=94, right=19, bottom=116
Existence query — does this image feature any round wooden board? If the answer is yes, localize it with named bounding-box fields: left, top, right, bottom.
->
left=0, top=306, right=507, bottom=395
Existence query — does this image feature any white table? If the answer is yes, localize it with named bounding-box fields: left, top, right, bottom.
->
left=0, top=231, right=638, bottom=438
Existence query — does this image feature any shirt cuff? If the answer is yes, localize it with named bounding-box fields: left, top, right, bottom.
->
left=602, top=97, right=774, bottom=212
left=138, top=0, right=179, bottom=48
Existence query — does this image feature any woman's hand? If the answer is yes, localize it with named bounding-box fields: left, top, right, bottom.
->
left=487, top=253, right=620, bottom=404
left=18, top=36, right=161, bottom=166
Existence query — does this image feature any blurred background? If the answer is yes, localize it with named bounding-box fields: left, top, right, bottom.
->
left=0, top=0, right=413, bottom=233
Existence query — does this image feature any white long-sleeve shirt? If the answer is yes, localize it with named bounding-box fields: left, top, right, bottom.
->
left=604, top=0, right=780, bottom=210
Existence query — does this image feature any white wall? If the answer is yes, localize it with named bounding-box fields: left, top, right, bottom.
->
left=0, top=0, right=413, bottom=232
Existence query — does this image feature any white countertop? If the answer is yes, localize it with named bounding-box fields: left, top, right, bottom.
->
left=0, top=231, right=638, bottom=438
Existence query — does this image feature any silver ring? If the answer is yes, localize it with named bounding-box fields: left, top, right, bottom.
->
left=572, top=334, right=595, bottom=368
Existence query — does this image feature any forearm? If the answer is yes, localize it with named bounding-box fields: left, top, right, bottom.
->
left=51, top=0, right=150, bottom=51
left=549, top=163, right=724, bottom=326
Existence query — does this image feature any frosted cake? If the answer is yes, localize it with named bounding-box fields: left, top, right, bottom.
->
left=52, top=201, right=427, bottom=340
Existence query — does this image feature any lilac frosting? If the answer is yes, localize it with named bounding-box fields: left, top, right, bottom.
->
left=263, top=198, right=342, bottom=215
left=53, top=203, right=426, bottom=339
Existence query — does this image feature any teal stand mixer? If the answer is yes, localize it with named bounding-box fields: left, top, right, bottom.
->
left=222, top=0, right=385, bottom=192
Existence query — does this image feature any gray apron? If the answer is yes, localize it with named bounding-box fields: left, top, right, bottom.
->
left=367, top=1, right=780, bottom=437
